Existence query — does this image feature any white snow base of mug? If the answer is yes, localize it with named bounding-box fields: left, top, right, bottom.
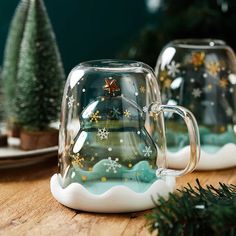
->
left=50, top=174, right=176, bottom=213
left=168, top=143, right=236, bottom=170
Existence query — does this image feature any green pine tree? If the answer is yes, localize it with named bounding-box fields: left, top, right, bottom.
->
left=15, top=0, right=64, bottom=131
left=0, top=67, right=5, bottom=134
left=2, top=0, right=30, bottom=124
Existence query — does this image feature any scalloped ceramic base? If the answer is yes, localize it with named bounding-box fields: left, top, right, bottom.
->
left=50, top=174, right=176, bottom=213
left=168, top=143, right=236, bottom=170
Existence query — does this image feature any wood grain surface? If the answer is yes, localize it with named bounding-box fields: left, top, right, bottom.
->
left=0, top=157, right=235, bottom=236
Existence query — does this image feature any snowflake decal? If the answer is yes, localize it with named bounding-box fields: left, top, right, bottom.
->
left=71, top=154, right=85, bottom=168
left=104, top=157, right=121, bottom=173
left=192, top=88, right=202, bottom=98
left=97, top=128, right=109, bottom=140
left=110, top=107, right=121, bottom=119
left=68, top=96, right=75, bottom=108
left=219, top=78, right=228, bottom=89
left=89, top=111, right=101, bottom=122
left=143, top=106, right=148, bottom=113
left=140, top=86, right=145, bottom=93
left=167, top=61, right=180, bottom=77
left=123, top=109, right=131, bottom=118
left=206, top=61, right=220, bottom=76
left=142, top=146, right=152, bottom=157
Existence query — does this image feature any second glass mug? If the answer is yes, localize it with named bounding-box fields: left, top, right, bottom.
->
left=50, top=59, right=200, bottom=213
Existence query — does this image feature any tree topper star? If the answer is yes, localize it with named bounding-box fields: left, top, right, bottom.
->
left=103, top=79, right=120, bottom=96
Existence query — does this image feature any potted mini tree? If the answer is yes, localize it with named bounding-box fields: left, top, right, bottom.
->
left=0, top=68, right=8, bottom=147
left=15, top=0, right=64, bottom=150
left=2, top=0, right=30, bottom=137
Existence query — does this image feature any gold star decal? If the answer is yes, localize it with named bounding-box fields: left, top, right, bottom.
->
left=123, top=109, right=131, bottom=118
left=140, top=86, right=145, bottom=93
left=206, top=61, right=220, bottom=76
left=191, top=52, right=205, bottom=66
left=104, top=79, right=120, bottom=95
left=89, top=111, right=101, bottom=123
left=219, top=78, right=228, bottom=89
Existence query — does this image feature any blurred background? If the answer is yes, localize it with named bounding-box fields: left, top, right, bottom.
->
left=1, top=0, right=236, bottom=73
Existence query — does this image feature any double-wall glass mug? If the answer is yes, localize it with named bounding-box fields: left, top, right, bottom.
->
left=51, top=60, right=200, bottom=213
left=155, top=39, right=236, bottom=170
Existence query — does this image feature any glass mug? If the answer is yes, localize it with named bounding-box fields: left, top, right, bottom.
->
left=155, top=39, right=236, bottom=170
left=51, top=60, right=200, bottom=213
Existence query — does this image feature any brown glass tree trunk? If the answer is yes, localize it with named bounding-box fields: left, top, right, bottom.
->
left=20, top=129, right=58, bottom=151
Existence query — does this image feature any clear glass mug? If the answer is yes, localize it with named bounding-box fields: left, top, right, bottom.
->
left=51, top=60, right=200, bottom=213
left=155, top=39, right=236, bottom=170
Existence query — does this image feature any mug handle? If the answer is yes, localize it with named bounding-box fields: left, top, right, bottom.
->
left=149, top=103, right=200, bottom=177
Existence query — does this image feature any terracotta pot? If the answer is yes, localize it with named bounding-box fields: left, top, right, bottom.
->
left=0, top=135, right=8, bottom=147
left=9, top=126, right=21, bottom=138
left=20, top=129, right=58, bottom=151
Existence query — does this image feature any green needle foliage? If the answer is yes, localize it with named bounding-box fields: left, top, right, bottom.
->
left=147, top=179, right=236, bottom=236
left=2, top=0, right=30, bottom=123
left=15, top=0, right=64, bottom=131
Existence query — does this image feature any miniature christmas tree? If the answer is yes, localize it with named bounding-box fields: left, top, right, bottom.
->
left=2, top=0, right=30, bottom=127
left=0, top=67, right=8, bottom=147
left=15, top=0, right=64, bottom=131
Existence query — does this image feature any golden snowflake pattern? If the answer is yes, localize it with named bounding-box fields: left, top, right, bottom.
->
left=140, top=86, right=145, bottom=93
left=206, top=61, right=220, bottom=76
left=219, top=78, right=228, bottom=89
left=89, top=111, right=101, bottom=122
left=191, top=52, right=205, bottom=66
left=71, top=154, right=85, bottom=168
left=123, top=109, right=131, bottom=118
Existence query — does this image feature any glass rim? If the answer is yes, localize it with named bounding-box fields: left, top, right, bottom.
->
left=169, top=38, right=229, bottom=49
left=77, top=59, right=151, bottom=71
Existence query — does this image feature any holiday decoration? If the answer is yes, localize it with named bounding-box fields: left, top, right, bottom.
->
left=0, top=68, right=8, bottom=147
left=147, top=179, right=236, bottom=236
left=103, top=78, right=120, bottom=95
left=155, top=39, right=236, bottom=170
left=2, top=0, right=64, bottom=150
left=2, top=0, right=30, bottom=136
left=51, top=59, right=200, bottom=213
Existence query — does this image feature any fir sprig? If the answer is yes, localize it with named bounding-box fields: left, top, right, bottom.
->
left=146, top=179, right=236, bottom=236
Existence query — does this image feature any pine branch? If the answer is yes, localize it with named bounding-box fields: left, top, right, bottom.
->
left=146, top=179, right=236, bottom=236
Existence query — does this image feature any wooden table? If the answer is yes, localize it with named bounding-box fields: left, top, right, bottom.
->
left=0, top=157, right=236, bottom=236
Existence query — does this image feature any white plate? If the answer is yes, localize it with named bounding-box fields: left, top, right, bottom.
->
left=0, top=137, right=58, bottom=168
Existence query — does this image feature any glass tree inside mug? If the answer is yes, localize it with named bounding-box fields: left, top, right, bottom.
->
left=59, top=60, right=199, bottom=194
left=155, top=39, right=236, bottom=154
